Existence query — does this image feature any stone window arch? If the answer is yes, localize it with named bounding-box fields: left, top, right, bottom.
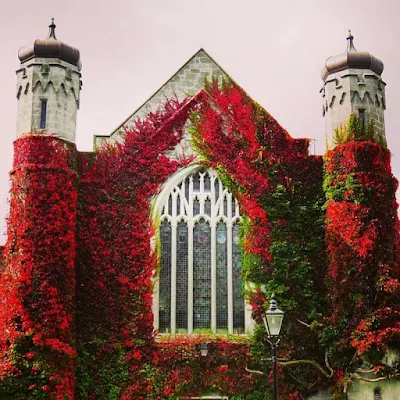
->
left=153, top=166, right=251, bottom=334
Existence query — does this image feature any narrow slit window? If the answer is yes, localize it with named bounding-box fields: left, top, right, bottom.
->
left=358, top=108, right=365, bottom=128
left=374, top=388, right=382, bottom=400
left=40, top=100, right=47, bottom=129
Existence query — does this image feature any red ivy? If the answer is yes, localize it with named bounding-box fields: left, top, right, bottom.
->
left=0, top=135, right=78, bottom=399
left=325, top=142, right=400, bottom=353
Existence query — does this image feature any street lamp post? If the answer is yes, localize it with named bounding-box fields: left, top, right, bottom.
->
left=199, top=343, right=208, bottom=357
left=263, top=297, right=284, bottom=400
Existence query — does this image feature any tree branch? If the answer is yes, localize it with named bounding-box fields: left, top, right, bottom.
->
left=280, top=359, right=332, bottom=378
left=297, top=319, right=312, bottom=328
left=245, top=365, right=265, bottom=375
left=350, top=373, right=389, bottom=382
left=325, top=351, right=334, bottom=378
left=355, top=367, right=374, bottom=374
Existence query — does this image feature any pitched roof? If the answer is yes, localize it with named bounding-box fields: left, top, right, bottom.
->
left=93, top=48, right=229, bottom=149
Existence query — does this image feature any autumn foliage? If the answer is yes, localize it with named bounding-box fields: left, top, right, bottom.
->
left=0, top=80, right=399, bottom=399
left=324, top=141, right=400, bottom=355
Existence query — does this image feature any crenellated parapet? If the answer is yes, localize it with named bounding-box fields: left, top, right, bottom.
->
left=321, top=32, right=385, bottom=147
left=322, top=69, right=386, bottom=144
left=16, top=19, right=82, bottom=143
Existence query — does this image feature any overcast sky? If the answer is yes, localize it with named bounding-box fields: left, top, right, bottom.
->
left=0, top=0, right=399, bottom=244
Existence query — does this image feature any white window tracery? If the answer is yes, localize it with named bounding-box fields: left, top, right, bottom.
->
left=153, top=166, right=252, bottom=334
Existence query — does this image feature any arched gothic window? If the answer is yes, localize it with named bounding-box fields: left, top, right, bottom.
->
left=154, top=168, right=246, bottom=334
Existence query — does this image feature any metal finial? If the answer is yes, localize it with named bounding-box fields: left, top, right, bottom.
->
left=346, top=29, right=356, bottom=52
left=47, top=18, right=57, bottom=40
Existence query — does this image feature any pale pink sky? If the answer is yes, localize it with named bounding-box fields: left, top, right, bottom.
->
left=0, top=0, right=399, bottom=244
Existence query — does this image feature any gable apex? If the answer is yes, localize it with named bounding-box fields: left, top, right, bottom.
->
left=94, top=48, right=229, bottom=149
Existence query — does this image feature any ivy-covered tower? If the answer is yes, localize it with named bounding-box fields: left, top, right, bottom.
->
left=16, top=18, right=82, bottom=142
left=0, top=20, right=81, bottom=398
left=321, top=31, right=385, bottom=147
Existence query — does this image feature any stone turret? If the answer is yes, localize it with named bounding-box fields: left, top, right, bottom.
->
left=321, top=31, right=386, bottom=146
left=16, top=19, right=82, bottom=143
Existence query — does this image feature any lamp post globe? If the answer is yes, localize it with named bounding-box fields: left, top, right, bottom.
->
left=263, top=296, right=284, bottom=400
left=263, top=298, right=284, bottom=338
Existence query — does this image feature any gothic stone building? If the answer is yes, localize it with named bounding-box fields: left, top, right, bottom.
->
left=11, top=20, right=400, bottom=399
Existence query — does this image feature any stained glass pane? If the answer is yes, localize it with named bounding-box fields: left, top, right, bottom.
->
left=176, top=221, right=188, bottom=331
left=176, top=195, right=181, bottom=216
left=224, top=197, right=228, bottom=217
left=204, top=198, right=211, bottom=217
left=193, top=173, right=200, bottom=192
left=216, top=221, right=228, bottom=330
left=233, top=223, right=245, bottom=332
left=204, top=174, right=211, bottom=191
left=193, top=198, right=200, bottom=216
left=168, top=195, right=173, bottom=216
left=185, top=179, right=190, bottom=201
left=193, top=219, right=211, bottom=329
left=159, top=220, right=172, bottom=332
left=214, top=180, right=220, bottom=201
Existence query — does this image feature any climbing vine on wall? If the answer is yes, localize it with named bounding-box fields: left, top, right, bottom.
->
left=0, top=80, right=399, bottom=400
left=190, top=78, right=330, bottom=398
left=0, top=135, right=78, bottom=399
left=74, top=96, right=197, bottom=399
left=324, top=118, right=400, bottom=373
left=190, top=80, right=400, bottom=398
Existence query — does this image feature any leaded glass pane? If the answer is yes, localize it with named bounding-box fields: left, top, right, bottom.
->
left=232, top=198, right=236, bottom=217
left=193, top=172, right=200, bottom=192
left=159, top=220, right=172, bottom=332
left=214, top=180, right=220, bottom=201
left=204, top=174, right=211, bottom=191
left=168, top=195, right=173, bottom=216
left=216, top=221, right=228, bottom=331
left=185, top=179, right=190, bottom=201
left=204, top=198, right=211, bottom=217
left=193, top=198, right=200, bottom=216
left=176, top=221, right=188, bottom=331
left=193, top=219, right=211, bottom=329
left=233, top=223, right=245, bottom=332
left=176, top=195, right=181, bottom=216
left=223, top=197, right=228, bottom=217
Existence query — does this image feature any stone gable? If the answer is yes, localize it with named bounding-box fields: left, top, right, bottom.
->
left=93, top=49, right=228, bottom=149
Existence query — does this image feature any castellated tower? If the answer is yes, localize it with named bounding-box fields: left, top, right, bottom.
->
left=16, top=19, right=82, bottom=142
left=321, top=31, right=385, bottom=146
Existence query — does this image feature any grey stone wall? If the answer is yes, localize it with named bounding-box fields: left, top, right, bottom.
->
left=347, top=379, right=400, bottom=400
left=94, top=49, right=227, bottom=150
left=307, top=380, right=400, bottom=399
left=16, top=58, right=82, bottom=143
left=321, top=68, right=386, bottom=148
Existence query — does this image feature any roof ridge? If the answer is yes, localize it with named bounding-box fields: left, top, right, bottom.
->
left=94, top=48, right=230, bottom=147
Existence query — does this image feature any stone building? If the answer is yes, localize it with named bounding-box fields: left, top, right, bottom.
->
left=12, top=20, right=400, bottom=400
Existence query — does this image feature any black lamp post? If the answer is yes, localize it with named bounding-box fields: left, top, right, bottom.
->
left=263, top=297, right=284, bottom=400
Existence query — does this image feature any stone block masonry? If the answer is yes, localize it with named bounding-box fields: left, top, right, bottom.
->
left=322, top=68, right=386, bottom=147
left=94, top=49, right=227, bottom=149
left=16, top=58, right=82, bottom=143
